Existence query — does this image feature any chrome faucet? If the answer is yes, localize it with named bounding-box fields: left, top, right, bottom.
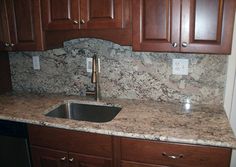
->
left=86, top=54, right=100, bottom=101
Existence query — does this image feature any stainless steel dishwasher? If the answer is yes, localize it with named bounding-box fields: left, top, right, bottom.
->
left=0, top=120, right=31, bottom=167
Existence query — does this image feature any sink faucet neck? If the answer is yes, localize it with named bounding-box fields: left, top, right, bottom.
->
left=86, top=54, right=100, bottom=102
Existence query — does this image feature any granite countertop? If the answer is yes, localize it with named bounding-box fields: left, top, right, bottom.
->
left=0, top=93, right=236, bottom=148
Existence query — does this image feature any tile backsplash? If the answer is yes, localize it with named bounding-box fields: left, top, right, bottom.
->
left=9, top=38, right=227, bottom=104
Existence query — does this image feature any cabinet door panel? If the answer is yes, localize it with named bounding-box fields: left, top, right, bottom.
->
left=5, top=0, right=43, bottom=51
left=0, top=0, right=11, bottom=51
left=41, top=0, right=80, bottom=30
left=181, top=0, right=236, bottom=54
left=132, top=0, right=181, bottom=52
left=31, top=146, right=68, bottom=167
left=69, top=153, right=112, bottom=167
left=122, top=161, right=170, bottom=167
left=80, top=0, right=123, bottom=29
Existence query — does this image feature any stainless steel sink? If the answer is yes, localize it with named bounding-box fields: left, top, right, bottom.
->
left=45, top=103, right=122, bottom=123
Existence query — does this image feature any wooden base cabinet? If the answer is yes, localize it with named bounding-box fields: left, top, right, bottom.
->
left=28, top=125, right=232, bottom=167
left=31, top=146, right=112, bottom=167
left=121, top=138, right=232, bottom=167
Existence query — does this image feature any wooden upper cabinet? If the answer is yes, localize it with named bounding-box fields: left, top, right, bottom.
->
left=80, top=0, right=123, bottom=29
left=41, top=0, right=80, bottom=30
left=132, top=0, right=181, bottom=52
left=42, top=0, right=123, bottom=30
left=181, top=0, right=235, bottom=54
left=133, top=0, right=236, bottom=54
left=0, top=0, right=43, bottom=51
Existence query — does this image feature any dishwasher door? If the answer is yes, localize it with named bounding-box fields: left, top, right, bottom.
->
left=0, top=120, right=31, bottom=167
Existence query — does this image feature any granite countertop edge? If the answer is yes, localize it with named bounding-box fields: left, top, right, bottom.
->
left=0, top=93, right=236, bottom=149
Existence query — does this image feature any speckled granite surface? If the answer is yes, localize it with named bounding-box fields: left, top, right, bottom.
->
left=0, top=93, right=235, bottom=148
left=9, top=38, right=227, bottom=105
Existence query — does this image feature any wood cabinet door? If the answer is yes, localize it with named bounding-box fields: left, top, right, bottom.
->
left=181, top=0, right=236, bottom=54
left=132, top=0, right=181, bottom=52
left=122, top=161, right=170, bottom=167
left=0, top=0, right=11, bottom=51
left=5, top=0, right=43, bottom=51
left=69, top=153, right=112, bottom=167
left=41, top=0, right=80, bottom=30
left=31, top=146, right=68, bottom=167
left=80, top=0, right=123, bottom=29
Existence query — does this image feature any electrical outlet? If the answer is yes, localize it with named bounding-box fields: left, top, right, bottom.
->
left=172, top=59, right=189, bottom=75
left=32, top=56, right=40, bottom=70
left=86, top=58, right=93, bottom=73
left=86, top=58, right=100, bottom=73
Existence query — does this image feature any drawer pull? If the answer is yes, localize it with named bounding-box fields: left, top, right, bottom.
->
left=60, top=157, right=66, bottom=161
left=162, top=152, right=184, bottom=159
left=69, top=158, right=74, bottom=162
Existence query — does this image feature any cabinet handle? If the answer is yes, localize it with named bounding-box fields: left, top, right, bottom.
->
left=172, top=42, right=178, bottom=48
left=4, top=42, right=10, bottom=47
left=69, top=158, right=74, bottom=162
left=80, top=19, right=85, bottom=24
left=162, top=152, right=184, bottom=159
left=73, top=20, right=79, bottom=24
left=60, top=157, right=66, bottom=161
left=182, top=42, right=188, bottom=47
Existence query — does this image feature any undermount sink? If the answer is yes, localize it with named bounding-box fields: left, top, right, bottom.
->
left=45, top=102, right=122, bottom=123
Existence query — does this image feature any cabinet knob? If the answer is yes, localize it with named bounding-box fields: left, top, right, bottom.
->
left=4, top=42, right=10, bottom=47
left=60, top=157, right=66, bottom=161
left=162, top=152, right=184, bottom=159
left=172, top=42, right=178, bottom=48
left=80, top=19, right=85, bottom=24
left=182, top=42, right=188, bottom=47
left=10, top=43, right=15, bottom=47
left=73, top=20, right=79, bottom=24
left=69, top=158, right=74, bottom=162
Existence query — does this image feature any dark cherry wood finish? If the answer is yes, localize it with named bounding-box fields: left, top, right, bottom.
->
left=80, top=0, right=123, bottom=29
left=181, top=0, right=235, bottom=54
left=0, top=0, right=11, bottom=51
left=0, top=52, right=12, bottom=94
left=132, top=0, right=181, bottom=52
left=31, top=146, right=68, bottom=167
left=121, top=138, right=232, bottom=167
left=133, top=0, right=235, bottom=54
left=28, top=125, right=232, bottom=167
left=28, top=124, right=113, bottom=158
left=2, top=0, right=44, bottom=51
left=43, top=0, right=131, bottom=48
left=41, top=0, right=80, bottom=30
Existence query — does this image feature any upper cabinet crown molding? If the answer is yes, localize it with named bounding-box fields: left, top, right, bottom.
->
left=132, top=0, right=236, bottom=54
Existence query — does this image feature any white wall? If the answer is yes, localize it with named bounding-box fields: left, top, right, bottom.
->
left=224, top=13, right=236, bottom=167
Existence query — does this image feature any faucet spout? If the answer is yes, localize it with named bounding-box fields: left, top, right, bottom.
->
left=86, top=54, right=100, bottom=101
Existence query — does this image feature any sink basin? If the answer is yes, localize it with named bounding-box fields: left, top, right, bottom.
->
left=45, top=102, right=122, bottom=123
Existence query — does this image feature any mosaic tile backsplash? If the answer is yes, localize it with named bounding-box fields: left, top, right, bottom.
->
left=9, top=38, right=227, bottom=104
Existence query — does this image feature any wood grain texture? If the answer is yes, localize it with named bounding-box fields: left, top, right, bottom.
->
left=41, top=0, right=80, bottom=30
left=31, top=146, right=68, bottom=167
left=0, top=52, right=12, bottom=94
left=44, top=0, right=131, bottom=48
left=121, top=137, right=232, bottom=167
left=1, top=0, right=44, bottom=51
left=181, top=0, right=236, bottom=54
left=132, top=0, right=181, bottom=52
left=28, top=124, right=113, bottom=158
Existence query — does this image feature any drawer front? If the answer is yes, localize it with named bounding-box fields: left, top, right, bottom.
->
left=28, top=124, right=112, bottom=158
left=121, top=138, right=231, bottom=167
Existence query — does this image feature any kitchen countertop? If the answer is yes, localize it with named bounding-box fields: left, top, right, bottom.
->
left=0, top=93, right=236, bottom=148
